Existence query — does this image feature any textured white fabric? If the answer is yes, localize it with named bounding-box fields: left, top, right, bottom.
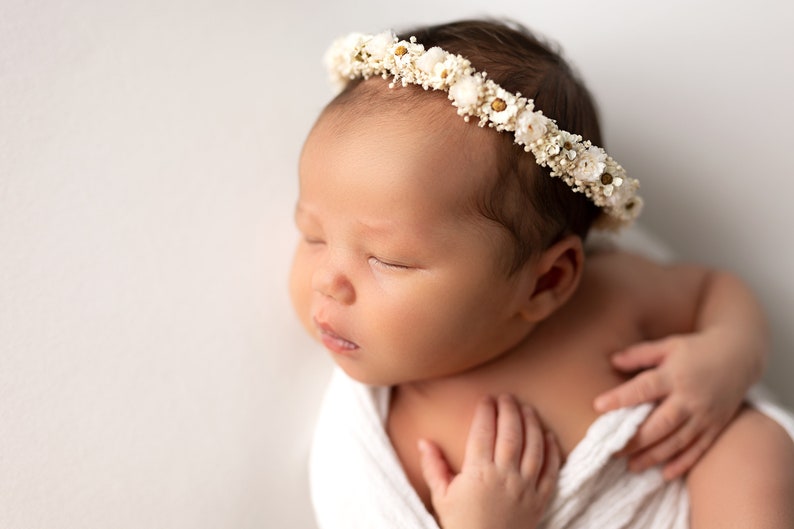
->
left=310, top=369, right=438, bottom=529
left=310, top=368, right=794, bottom=529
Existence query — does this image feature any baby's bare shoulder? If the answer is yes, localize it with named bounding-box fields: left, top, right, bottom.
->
left=582, top=249, right=709, bottom=339
left=586, top=248, right=661, bottom=279
left=574, top=250, right=650, bottom=308
left=583, top=249, right=696, bottom=293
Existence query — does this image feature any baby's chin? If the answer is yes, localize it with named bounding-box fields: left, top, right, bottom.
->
left=334, top=363, right=386, bottom=386
left=327, top=355, right=403, bottom=387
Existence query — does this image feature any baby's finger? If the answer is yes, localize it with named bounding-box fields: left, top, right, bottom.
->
left=610, top=341, right=670, bottom=372
left=620, top=401, right=689, bottom=455
left=661, top=431, right=716, bottom=480
left=537, top=432, right=561, bottom=500
left=628, top=419, right=701, bottom=472
left=418, top=439, right=453, bottom=500
left=463, top=396, right=497, bottom=468
left=519, top=405, right=544, bottom=479
left=494, top=394, right=524, bottom=469
left=594, top=370, right=670, bottom=413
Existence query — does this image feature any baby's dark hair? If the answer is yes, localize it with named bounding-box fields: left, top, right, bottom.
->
left=332, top=19, right=602, bottom=274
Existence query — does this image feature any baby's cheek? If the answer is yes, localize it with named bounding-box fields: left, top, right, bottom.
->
left=384, top=296, right=460, bottom=347
left=288, top=247, right=313, bottom=332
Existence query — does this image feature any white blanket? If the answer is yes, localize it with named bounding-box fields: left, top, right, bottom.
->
left=310, top=367, right=794, bottom=529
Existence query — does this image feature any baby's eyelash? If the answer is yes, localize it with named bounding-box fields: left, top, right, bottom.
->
left=368, top=256, right=410, bottom=271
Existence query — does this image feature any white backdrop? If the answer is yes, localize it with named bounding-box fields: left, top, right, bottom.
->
left=1, top=0, right=792, bottom=527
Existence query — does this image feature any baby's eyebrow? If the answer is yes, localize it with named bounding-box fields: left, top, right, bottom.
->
left=353, top=217, right=400, bottom=238
left=295, top=203, right=409, bottom=244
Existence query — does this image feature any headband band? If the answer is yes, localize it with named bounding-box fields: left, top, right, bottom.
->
left=324, top=32, right=642, bottom=227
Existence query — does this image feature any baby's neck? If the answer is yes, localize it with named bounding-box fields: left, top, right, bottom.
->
left=391, top=331, right=566, bottom=429
left=389, top=310, right=632, bottom=457
left=394, top=319, right=562, bottom=397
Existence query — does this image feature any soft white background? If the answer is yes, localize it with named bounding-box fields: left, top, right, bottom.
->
left=1, top=0, right=791, bottom=527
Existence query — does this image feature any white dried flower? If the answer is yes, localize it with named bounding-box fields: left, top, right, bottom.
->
left=487, top=87, right=519, bottom=125
left=416, top=46, right=446, bottom=74
left=572, top=146, right=607, bottom=182
left=559, top=131, right=579, bottom=161
left=449, top=74, right=483, bottom=111
left=543, top=134, right=563, bottom=157
left=603, top=184, right=641, bottom=222
left=515, top=108, right=547, bottom=145
left=393, top=40, right=414, bottom=67
left=600, top=172, right=624, bottom=197
left=324, top=33, right=366, bottom=91
left=364, top=31, right=394, bottom=60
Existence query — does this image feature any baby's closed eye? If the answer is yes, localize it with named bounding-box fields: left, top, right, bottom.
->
left=368, top=256, right=413, bottom=271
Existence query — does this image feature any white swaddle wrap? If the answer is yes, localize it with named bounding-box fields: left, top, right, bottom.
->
left=310, top=367, right=794, bottom=529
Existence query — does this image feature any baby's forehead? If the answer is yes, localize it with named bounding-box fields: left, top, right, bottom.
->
left=310, top=79, right=501, bottom=176
left=301, top=81, right=503, bottom=211
left=322, top=79, right=481, bottom=139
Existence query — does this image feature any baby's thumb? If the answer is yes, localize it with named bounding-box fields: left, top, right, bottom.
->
left=611, top=341, right=668, bottom=372
left=418, top=439, right=452, bottom=500
left=594, top=370, right=669, bottom=412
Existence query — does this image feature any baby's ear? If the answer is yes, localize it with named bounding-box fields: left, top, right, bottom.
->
left=519, top=235, right=584, bottom=323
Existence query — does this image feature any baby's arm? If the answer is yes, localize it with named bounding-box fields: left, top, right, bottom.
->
left=687, top=406, right=794, bottom=528
left=597, top=260, right=794, bottom=528
left=418, top=395, right=560, bottom=529
left=592, top=254, right=767, bottom=478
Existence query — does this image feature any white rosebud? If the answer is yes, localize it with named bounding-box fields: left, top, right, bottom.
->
left=365, top=31, right=394, bottom=60
left=515, top=109, right=547, bottom=144
left=572, top=146, right=607, bottom=182
left=449, top=74, right=483, bottom=110
left=543, top=135, right=563, bottom=157
left=416, top=47, right=446, bottom=74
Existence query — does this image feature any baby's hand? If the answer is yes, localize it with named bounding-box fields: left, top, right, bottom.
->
left=593, top=330, right=753, bottom=480
left=418, top=394, right=560, bottom=529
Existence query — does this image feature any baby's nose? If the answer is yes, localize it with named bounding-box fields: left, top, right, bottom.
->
left=311, top=262, right=355, bottom=305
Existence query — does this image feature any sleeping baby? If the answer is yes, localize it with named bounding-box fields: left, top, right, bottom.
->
left=292, top=19, right=794, bottom=528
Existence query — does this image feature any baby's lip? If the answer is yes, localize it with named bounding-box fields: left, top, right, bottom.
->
left=313, top=317, right=360, bottom=353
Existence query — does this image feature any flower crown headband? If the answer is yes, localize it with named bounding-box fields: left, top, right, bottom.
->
left=324, top=31, right=642, bottom=227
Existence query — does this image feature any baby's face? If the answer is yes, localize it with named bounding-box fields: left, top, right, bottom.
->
left=290, top=96, right=535, bottom=386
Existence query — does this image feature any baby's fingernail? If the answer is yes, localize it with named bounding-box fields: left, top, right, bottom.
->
left=594, top=397, right=608, bottom=412
left=417, top=439, right=429, bottom=453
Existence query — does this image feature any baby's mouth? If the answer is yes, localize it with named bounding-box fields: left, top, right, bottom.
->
left=314, top=318, right=359, bottom=355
